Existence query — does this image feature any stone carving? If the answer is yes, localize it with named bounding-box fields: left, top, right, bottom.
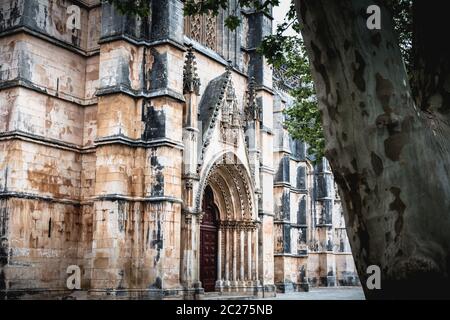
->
left=208, top=172, right=232, bottom=221
left=235, top=165, right=254, bottom=220
left=205, top=15, right=217, bottom=50
left=198, top=63, right=243, bottom=172
left=220, top=64, right=242, bottom=146
left=222, top=164, right=245, bottom=220
left=185, top=13, right=217, bottom=51
left=245, top=77, right=260, bottom=125
left=183, top=45, right=201, bottom=95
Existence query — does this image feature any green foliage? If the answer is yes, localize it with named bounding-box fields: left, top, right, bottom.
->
left=391, top=0, right=413, bottom=72
left=282, top=42, right=325, bottom=160
left=259, top=3, right=324, bottom=160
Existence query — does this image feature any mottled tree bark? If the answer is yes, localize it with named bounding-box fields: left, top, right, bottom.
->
left=295, top=0, right=450, bottom=299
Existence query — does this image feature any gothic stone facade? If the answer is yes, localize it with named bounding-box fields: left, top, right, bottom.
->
left=0, top=0, right=358, bottom=299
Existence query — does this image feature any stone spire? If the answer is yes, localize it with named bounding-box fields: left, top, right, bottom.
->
left=226, top=60, right=233, bottom=75
left=183, top=44, right=201, bottom=95
left=245, top=77, right=259, bottom=123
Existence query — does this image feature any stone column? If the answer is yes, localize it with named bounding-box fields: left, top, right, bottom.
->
left=232, top=226, right=237, bottom=285
left=247, top=227, right=252, bottom=282
left=254, top=226, right=259, bottom=283
left=225, top=226, right=230, bottom=284
left=217, top=227, right=222, bottom=287
left=240, top=227, right=245, bottom=283
left=181, top=213, right=193, bottom=287
left=196, top=214, right=203, bottom=287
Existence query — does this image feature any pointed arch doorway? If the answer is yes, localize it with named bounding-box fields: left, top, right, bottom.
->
left=200, top=185, right=219, bottom=292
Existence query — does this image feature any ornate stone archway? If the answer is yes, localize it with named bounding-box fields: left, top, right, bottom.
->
left=199, top=156, right=260, bottom=292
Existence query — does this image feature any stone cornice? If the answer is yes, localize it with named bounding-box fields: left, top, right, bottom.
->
left=96, top=86, right=185, bottom=103
left=95, top=135, right=184, bottom=150
left=0, top=79, right=98, bottom=107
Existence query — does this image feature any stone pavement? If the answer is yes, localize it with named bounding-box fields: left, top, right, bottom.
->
left=259, top=287, right=365, bottom=300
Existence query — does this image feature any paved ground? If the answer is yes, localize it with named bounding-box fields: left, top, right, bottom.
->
left=260, top=287, right=365, bottom=300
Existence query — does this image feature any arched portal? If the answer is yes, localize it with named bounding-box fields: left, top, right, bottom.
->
left=200, top=186, right=219, bottom=292
left=195, top=153, right=260, bottom=293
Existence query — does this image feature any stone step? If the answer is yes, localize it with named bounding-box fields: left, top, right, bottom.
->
left=201, top=293, right=257, bottom=300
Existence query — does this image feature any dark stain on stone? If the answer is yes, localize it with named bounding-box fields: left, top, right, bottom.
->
left=150, top=276, right=162, bottom=290
left=120, top=56, right=131, bottom=88
left=142, top=101, right=166, bottom=140
left=48, top=218, right=52, bottom=238
left=0, top=269, right=5, bottom=298
left=0, top=203, right=9, bottom=261
left=297, top=196, right=307, bottom=225
left=370, top=152, right=384, bottom=176
left=275, top=156, right=290, bottom=184
left=2, top=168, right=8, bottom=192
left=118, top=201, right=126, bottom=233
left=150, top=151, right=164, bottom=197
left=281, top=191, right=290, bottom=221
left=152, top=220, right=163, bottom=266
left=352, top=50, right=366, bottom=92
left=150, top=48, right=168, bottom=91
left=389, top=187, right=406, bottom=241
left=0, top=239, right=7, bottom=267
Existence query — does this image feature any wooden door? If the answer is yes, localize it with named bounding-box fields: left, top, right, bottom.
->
left=200, top=186, right=218, bottom=292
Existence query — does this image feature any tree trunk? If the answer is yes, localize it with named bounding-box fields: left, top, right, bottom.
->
left=295, top=0, right=450, bottom=299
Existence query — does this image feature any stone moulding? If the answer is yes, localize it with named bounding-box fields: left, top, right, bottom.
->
left=95, top=86, right=185, bottom=103
left=95, top=135, right=185, bottom=150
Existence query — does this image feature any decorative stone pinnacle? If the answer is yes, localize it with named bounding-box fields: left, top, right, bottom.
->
left=225, top=60, right=233, bottom=75
left=183, top=44, right=201, bottom=95
left=245, top=77, right=259, bottom=123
